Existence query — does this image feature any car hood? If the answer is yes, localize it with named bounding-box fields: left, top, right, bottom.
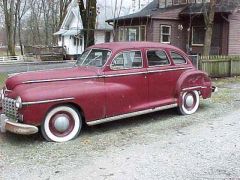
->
left=5, top=66, right=101, bottom=90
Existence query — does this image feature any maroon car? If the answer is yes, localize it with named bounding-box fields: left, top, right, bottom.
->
left=0, top=42, right=217, bottom=142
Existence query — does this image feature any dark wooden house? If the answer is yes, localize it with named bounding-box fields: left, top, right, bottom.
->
left=107, top=0, right=240, bottom=55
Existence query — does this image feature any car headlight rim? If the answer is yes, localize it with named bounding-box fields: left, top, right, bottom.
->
left=15, top=96, right=22, bottom=109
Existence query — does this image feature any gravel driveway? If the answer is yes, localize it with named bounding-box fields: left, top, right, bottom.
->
left=1, top=77, right=240, bottom=180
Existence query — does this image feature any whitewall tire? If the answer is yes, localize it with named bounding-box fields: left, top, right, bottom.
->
left=41, top=105, right=82, bottom=142
left=178, top=90, right=200, bottom=115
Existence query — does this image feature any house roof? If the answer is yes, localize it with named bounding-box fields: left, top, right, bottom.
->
left=62, top=29, right=82, bottom=36
left=151, top=5, right=186, bottom=20
left=55, top=1, right=122, bottom=35
left=54, top=29, right=67, bottom=35
left=180, top=1, right=240, bottom=15
left=107, top=0, right=240, bottom=22
left=106, top=0, right=159, bottom=22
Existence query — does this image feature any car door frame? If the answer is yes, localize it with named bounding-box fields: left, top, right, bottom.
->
left=145, top=48, right=179, bottom=108
left=103, top=48, right=149, bottom=118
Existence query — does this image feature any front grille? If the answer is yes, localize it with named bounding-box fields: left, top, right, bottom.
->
left=2, top=97, right=19, bottom=121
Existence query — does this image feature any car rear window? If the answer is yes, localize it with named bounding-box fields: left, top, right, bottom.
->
left=171, top=52, right=187, bottom=65
left=147, top=50, right=170, bottom=66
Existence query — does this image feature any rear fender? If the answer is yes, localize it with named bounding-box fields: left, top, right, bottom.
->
left=175, top=70, right=212, bottom=102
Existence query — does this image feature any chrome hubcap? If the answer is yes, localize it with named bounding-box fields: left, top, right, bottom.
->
left=185, top=95, right=194, bottom=107
left=54, top=116, right=70, bottom=132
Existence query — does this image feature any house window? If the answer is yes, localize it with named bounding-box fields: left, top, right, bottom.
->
left=58, top=35, right=62, bottom=41
left=140, top=26, right=146, bottom=41
left=160, top=25, right=171, bottom=44
left=105, top=31, right=111, bottom=42
left=73, top=36, right=83, bottom=46
left=188, top=0, right=196, bottom=3
left=192, top=26, right=205, bottom=45
left=166, top=0, right=173, bottom=6
left=118, top=26, right=146, bottom=42
left=159, top=0, right=166, bottom=8
left=173, top=0, right=179, bottom=5
left=181, top=0, right=187, bottom=4
left=128, top=28, right=139, bottom=41
left=119, top=28, right=124, bottom=41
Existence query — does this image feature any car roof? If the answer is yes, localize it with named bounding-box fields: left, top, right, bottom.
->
left=90, top=42, right=181, bottom=52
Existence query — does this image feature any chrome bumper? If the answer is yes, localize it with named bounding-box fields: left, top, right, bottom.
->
left=212, top=86, right=218, bottom=93
left=0, top=114, right=38, bottom=135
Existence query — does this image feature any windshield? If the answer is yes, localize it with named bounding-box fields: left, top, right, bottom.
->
left=76, top=49, right=111, bottom=67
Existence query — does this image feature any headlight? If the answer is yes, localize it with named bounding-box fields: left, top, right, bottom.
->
left=0, top=89, right=4, bottom=101
left=15, top=96, right=22, bottom=109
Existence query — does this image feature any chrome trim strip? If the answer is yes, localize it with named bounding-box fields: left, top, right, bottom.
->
left=105, top=67, right=193, bottom=78
left=105, top=71, right=147, bottom=78
left=182, top=86, right=207, bottom=91
left=87, top=103, right=178, bottom=126
left=148, top=67, right=192, bottom=73
left=22, top=97, right=75, bottom=105
left=4, top=89, right=12, bottom=93
left=23, top=76, right=99, bottom=84
left=22, top=67, right=193, bottom=83
left=212, top=86, right=218, bottom=93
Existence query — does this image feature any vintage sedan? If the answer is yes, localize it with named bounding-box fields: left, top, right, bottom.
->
left=0, top=42, right=217, bottom=142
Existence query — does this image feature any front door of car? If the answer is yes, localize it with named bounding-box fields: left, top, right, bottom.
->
left=146, top=49, right=177, bottom=107
left=104, top=50, right=148, bottom=118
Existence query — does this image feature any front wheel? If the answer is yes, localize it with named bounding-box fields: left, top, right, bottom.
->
left=41, top=105, right=82, bottom=142
left=178, top=90, right=200, bottom=115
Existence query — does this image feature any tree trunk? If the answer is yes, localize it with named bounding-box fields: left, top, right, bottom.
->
left=3, top=0, right=16, bottom=56
left=78, top=0, right=96, bottom=49
left=203, top=0, right=216, bottom=56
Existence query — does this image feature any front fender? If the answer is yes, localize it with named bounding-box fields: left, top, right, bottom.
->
left=15, top=79, right=106, bottom=126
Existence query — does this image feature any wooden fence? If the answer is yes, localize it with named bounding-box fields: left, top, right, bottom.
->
left=24, top=46, right=64, bottom=61
left=0, top=56, right=23, bottom=63
left=198, top=56, right=240, bottom=78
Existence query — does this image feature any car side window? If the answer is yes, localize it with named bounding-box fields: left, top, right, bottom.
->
left=171, top=52, right=187, bottom=64
left=147, top=50, right=170, bottom=66
left=111, top=51, right=143, bottom=70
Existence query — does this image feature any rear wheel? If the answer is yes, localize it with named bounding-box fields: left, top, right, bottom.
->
left=178, top=90, right=200, bottom=115
left=41, top=105, right=82, bottom=142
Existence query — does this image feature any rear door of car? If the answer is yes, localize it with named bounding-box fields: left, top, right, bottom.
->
left=104, top=49, right=148, bottom=117
left=146, top=48, right=177, bottom=108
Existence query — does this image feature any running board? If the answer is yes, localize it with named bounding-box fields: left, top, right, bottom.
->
left=87, top=103, right=178, bottom=126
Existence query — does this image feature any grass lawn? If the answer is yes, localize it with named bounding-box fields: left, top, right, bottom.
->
left=0, top=73, right=7, bottom=88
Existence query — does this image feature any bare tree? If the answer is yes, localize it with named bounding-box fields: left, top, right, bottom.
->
left=1, top=0, right=72, bottom=49
left=203, top=0, right=216, bottom=56
left=2, top=0, right=16, bottom=55
left=78, top=0, right=97, bottom=48
left=16, top=0, right=28, bottom=55
left=59, top=0, right=72, bottom=28
left=28, top=0, right=43, bottom=45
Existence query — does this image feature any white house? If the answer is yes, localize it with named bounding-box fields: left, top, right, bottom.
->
left=54, top=0, right=151, bottom=59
